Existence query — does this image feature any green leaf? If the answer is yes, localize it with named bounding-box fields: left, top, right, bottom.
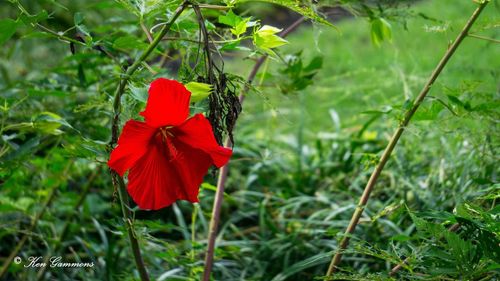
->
left=172, top=19, right=199, bottom=33
left=407, top=205, right=447, bottom=238
left=254, top=25, right=288, bottom=53
left=454, top=202, right=483, bottom=220
left=34, top=111, right=72, bottom=135
left=0, top=19, right=18, bottom=45
left=446, top=94, right=471, bottom=112
left=231, top=18, right=249, bottom=37
left=444, top=231, right=480, bottom=274
left=370, top=18, right=392, bottom=46
left=185, top=82, right=212, bottom=102
left=129, top=84, right=148, bottom=103
left=205, top=19, right=216, bottom=31
left=19, top=10, right=48, bottom=25
left=277, top=52, right=323, bottom=94
left=391, top=234, right=412, bottom=242
left=218, top=10, right=242, bottom=27
left=256, top=25, right=281, bottom=36
left=74, top=12, right=84, bottom=25
left=303, top=56, right=323, bottom=73
left=414, top=100, right=444, bottom=121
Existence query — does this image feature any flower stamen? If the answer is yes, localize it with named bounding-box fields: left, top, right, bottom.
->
left=158, top=127, right=179, bottom=161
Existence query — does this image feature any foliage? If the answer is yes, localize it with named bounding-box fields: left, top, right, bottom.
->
left=0, top=0, right=498, bottom=280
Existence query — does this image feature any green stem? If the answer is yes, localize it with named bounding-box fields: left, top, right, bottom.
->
left=116, top=175, right=151, bottom=281
left=108, top=3, right=189, bottom=281
left=325, top=1, right=490, bottom=276
left=35, top=23, right=85, bottom=45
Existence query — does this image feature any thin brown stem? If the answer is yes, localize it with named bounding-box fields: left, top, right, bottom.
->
left=192, top=5, right=215, bottom=84
left=201, top=17, right=306, bottom=281
left=108, top=3, right=189, bottom=281
left=325, top=1, right=489, bottom=276
left=141, top=22, right=154, bottom=43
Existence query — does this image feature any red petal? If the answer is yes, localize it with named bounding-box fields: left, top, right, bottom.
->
left=108, top=120, right=156, bottom=176
left=127, top=139, right=212, bottom=210
left=140, top=78, right=191, bottom=128
left=173, top=114, right=232, bottom=168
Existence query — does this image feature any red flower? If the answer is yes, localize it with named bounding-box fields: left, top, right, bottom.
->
left=108, top=78, right=232, bottom=210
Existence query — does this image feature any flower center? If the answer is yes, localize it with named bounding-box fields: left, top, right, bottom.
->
left=156, top=127, right=178, bottom=161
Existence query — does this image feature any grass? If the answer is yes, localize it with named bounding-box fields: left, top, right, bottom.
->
left=232, top=0, right=499, bottom=137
